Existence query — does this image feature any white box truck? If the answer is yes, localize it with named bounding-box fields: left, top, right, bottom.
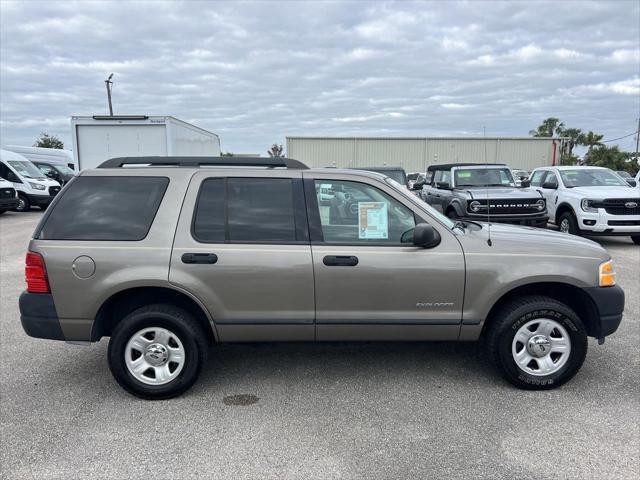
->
left=70, top=115, right=221, bottom=170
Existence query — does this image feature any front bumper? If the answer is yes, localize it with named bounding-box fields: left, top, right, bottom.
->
left=19, top=292, right=65, bottom=340
left=461, top=212, right=548, bottom=226
left=25, top=193, right=54, bottom=206
left=583, top=285, right=625, bottom=338
left=0, top=197, right=19, bottom=210
left=578, top=210, right=640, bottom=235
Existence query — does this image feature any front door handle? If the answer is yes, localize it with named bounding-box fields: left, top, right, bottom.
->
left=323, top=255, right=359, bottom=267
left=181, top=253, right=218, bottom=264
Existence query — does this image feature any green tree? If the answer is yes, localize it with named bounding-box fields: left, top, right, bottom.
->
left=560, top=153, right=580, bottom=166
left=267, top=143, right=284, bottom=158
left=33, top=132, right=64, bottom=149
left=579, top=131, right=604, bottom=154
left=221, top=152, right=234, bottom=157
left=585, top=145, right=632, bottom=172
left=529, top=117, right=564, bottom=137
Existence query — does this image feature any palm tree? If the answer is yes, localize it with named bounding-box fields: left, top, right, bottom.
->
left=558, top=127, right=582, bottom=155
left=579, top=131, right=604, bottom=153
left=529, top=117, right=565, bottom=138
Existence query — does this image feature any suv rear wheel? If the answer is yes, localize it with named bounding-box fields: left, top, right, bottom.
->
left=486, top=296, right=587, bottom=389
left=631, top=235, right=640, bottom=245
left=108, top=304, right=208, bottom=399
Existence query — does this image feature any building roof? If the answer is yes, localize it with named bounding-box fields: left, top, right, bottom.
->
left=287, top=136, right=568, bottom=141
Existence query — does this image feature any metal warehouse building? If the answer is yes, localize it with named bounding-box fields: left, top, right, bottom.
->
left=286, top=137, right=564, bottom=172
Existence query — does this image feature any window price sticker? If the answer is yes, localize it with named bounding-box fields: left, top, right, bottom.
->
left=358, top=202, right=388, bottom=239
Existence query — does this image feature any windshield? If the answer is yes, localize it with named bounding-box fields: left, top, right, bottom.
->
left=53, top=164, right=74, bottom=175
left=386, top=178, right=457, bottom=230
left=453, top=168, right=515, bottom=187
left=8, top=161, right=45, bottom=179
left=382, top=170, right=407, bottom=185
left=559, top=169, right=629, bottom=187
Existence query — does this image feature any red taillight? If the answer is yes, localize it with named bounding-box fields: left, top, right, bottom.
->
left=25, top=252, right=50, bottom=293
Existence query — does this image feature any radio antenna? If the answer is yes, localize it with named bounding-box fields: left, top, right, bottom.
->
left=483, top=126, right=492, bottom=247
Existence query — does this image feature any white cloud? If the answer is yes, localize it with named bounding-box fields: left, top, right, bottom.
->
left=609, top=49, right=640, bottom=63
left=441, top=103, right=474, bottom=110
left=0, top=0, right=638, bottom=152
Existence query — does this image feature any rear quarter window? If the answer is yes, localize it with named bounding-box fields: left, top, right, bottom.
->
left=37, top=176, right=169, bottom=241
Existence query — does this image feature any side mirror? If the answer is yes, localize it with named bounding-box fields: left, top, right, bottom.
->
left=411, top=181, right=425, bottom=191
left=436, top=182, right=450, bottom=190
left=520, top=179, right=531, bottom=187
left=412, top=223, right=441, bottom=249
left=542, top=181, right=557, bottom=189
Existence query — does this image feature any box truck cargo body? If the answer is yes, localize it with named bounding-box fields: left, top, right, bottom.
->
left=71, top=116, right=221, bottom=170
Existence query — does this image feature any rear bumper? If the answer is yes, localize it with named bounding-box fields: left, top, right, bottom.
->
left=583, top=285, right=625, bottom=338
left=19, top=292, right=65, bottom=340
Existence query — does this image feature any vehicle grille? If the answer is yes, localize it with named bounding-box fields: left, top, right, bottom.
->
left=607, top=220, right=640, bottom=226
left=467, top=198, right=544, bottom=215
left=0, top=188, right=16, bottom=199
left=49, top=186, right=61, bottom=196
left=594, top=198, right=640, bottom=215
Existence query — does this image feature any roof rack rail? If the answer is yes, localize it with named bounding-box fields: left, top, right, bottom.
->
left=97, top=156, right=309, bottom=169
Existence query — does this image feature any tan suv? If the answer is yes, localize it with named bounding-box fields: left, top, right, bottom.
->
left=19, top=157, right=625, bottom=399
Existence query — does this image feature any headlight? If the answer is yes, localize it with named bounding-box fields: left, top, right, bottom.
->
left=535, top=199, right=545, bottom=211
left=469, top=201, right=481, bottom=212
left=599, top=260, right=616, bottom=287
left=581, top=199, right=598, bottom=212
left=28, top=182, right=46, bottom=191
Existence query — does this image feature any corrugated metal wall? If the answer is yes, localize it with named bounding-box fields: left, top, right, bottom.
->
left=286, top=137, right=560, bottom=172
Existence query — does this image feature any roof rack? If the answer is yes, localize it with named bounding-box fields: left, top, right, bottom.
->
left=427, top=162, right=505, bottom=171
left=97, top=156, right=309, bottom=169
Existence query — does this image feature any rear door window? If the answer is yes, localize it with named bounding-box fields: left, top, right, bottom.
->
left=37, top=176, right=169, bottom=240
left=193, top=177, right=298, bottom=243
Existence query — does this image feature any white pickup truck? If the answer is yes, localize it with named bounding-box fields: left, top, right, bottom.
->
left=529, top=166, right=640, bottom=244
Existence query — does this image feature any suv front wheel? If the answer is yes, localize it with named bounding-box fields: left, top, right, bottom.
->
left=108, top=304, right=208, bottom=399
left=486, top=296, right=587, bottom=389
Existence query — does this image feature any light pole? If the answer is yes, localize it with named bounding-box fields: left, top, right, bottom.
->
left=105, top=73, right=114, bottom=116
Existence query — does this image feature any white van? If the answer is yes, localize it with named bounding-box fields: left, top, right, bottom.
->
left=3, top=145, right=76, bottom=170
left=0, top=177, right=19, bottom=214
left=0, top=150, right=61, bottom=211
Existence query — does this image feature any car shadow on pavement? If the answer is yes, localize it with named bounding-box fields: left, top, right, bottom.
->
left=194, top=341, right=499, bottom=393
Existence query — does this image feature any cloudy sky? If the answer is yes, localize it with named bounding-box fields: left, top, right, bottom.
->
left=1, top=0, right=639, bottom=155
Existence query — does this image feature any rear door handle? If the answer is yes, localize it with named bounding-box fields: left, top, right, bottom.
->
left=323, top=255, right=358, bottom=267
left=181, top=253, right=218, bottom=264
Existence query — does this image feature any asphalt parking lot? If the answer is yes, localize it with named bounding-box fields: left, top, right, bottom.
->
left=1, top=211, right=638, bottom=479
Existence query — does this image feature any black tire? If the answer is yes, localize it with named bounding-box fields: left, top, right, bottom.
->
left=485, top=295, right=588, bottom=390
left=0, top=210, right=6, bottom=215
left=108, top=304, right=209, bottom=400
left=446, top=208, right=458, bottom=220
left=558, top=211, right=580, bottom=236
left=14, top=194, right=30, bottom=212
left=631, top=235, right=640, bottom=245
